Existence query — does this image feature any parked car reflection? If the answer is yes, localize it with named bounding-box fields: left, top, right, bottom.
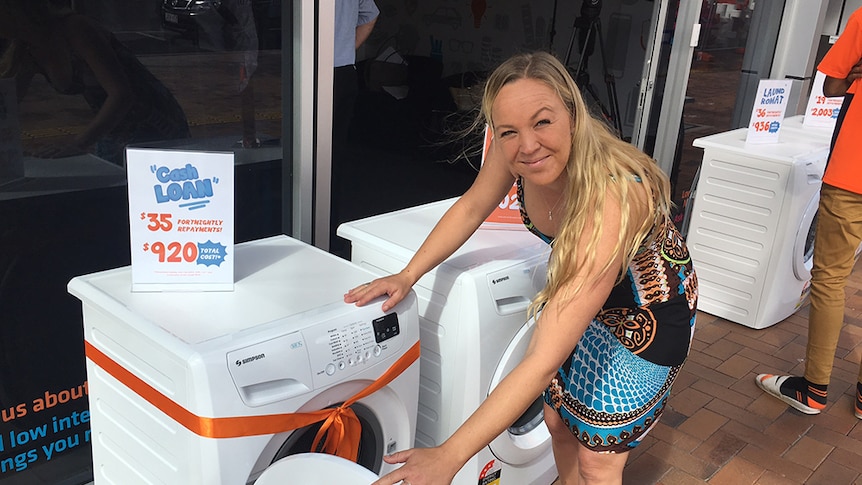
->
left=161, top=0, right=281, bottom=50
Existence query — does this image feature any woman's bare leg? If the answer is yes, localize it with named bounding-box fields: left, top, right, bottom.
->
left=544, top=403, right=629, bottom=484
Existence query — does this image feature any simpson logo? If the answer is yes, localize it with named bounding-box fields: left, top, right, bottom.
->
left=491, top=276, right=509, bottom=285
left=235, top=353, right=265, bottom=366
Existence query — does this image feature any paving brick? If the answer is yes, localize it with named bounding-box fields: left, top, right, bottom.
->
left=754, top=470, right=805, bottom=485
left=687, top=348, right=724, bottom=370
left=691, top=318, right=729, bottom=345
left=762, top=411, right=814, bottom=445
left=622, top=450, right=672, bottom=485
left=656, top=468, right=707, bottom=485
left=715, top=354, right=759, bottom=379
left=739, top=346, right=799, bottom=370
left=659, top=406, right=688, bottom=429
left=781, top=436, right=833, bottom=471
left=679, top=360, right=738, bottom=388
left=690, top=429, right=746, bottom=468
left=642, top=440, right=717, bottom=480
left=724, top=331, right=788, bottom=359
left=706, top=456, right=763, bottom=485
left=823, top=448, right=862, bottom=475
left=702, top=337, right=744, bottom=361
left=707, top=395, right=771, bottom=431
left=722, top=420, right=792, bottom=456
left=676, top=408, right=728, bottom=441
left=749, top=392, right=796, bottom=421
left=667, top=386, right=712, bottom=417
left=737, top=445, right=813, bottom=482
left=804, top=458, right=860, bottom=484
left=809, top=426, right=862, bottom=458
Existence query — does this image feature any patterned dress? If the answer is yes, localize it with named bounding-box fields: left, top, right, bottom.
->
left=517, top=177, right=698, bottom=452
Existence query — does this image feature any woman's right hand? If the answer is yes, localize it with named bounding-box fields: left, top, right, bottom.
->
left=344, top=271, right=415, bottom=312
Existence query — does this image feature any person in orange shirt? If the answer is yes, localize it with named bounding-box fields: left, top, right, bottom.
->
left=756, top=7, right=862, bottom=419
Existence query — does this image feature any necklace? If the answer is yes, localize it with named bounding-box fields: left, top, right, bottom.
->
left=545, top=191, right=565, bottom=221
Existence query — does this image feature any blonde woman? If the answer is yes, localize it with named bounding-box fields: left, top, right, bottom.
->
left=345, top=51, right=697, bottom=485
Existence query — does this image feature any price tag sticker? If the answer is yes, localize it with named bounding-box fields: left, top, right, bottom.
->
left=127, top=148, right=235, bottom=292
left=746, top=79, right=793, bottom=144
left=803, top=71, right=844, bottom=129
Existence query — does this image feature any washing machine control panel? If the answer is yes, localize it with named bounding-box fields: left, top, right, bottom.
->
left=226, top=305, right=406, bottom=407
left=307, top=309, right=403, bottom=389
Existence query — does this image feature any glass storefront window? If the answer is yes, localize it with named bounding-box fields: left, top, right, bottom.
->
left=0, top=1, right=288, bottom=482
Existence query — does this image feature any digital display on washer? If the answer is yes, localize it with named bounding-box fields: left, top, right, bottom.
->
left=372, top=313, right=400, bottom=343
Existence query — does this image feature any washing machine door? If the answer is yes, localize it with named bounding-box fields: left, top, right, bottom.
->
left=792, top=193, right=819, bottom=281
left=266, top=402, right=386, bottom=473
left=255, top=453, right=379, bottom=485
left=487, top=317, right=552, bottom=465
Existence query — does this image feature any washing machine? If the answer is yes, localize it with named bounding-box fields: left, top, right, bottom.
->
left=686, top=127, right=830, bottom=329
left=67, top=235, right=420, bottom=484
left=338, top=198, right=558, bottom=485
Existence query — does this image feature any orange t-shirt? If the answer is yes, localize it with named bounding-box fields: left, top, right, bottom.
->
left=818, top=7, right=862, bottom=194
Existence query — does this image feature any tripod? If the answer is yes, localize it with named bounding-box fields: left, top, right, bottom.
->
left=561, top=6, right=623, bottom=137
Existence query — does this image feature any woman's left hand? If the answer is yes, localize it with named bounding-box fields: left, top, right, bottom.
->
left=372, top=447, right=459, bottom=485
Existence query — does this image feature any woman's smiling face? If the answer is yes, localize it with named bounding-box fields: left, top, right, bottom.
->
left=491, top=77, right=573, bottom=187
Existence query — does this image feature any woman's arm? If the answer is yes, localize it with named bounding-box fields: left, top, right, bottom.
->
left=346, top=136, right=515, bottom=311
left=372, top=189, right=626, bottom=485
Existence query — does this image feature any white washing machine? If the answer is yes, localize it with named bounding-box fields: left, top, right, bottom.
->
left=338, top=198, right=558, bottom=485
left=67, top=235, right=420, bottom=484
left=687, top=127, right=830, bottom=329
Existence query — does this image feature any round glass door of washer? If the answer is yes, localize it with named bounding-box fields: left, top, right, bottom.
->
left=256, top=453, right=379, bottom=485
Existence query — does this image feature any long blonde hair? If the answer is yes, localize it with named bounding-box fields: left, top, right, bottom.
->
left=480, top=51, right=672, bottom=317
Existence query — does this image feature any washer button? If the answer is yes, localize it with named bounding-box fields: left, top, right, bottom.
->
left=325, top=363, right=336, bottom=376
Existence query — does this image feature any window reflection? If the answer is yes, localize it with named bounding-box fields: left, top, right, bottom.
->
left=0, top=0, right=191, bottom=167
left=0, top=2, right=287, bottom=480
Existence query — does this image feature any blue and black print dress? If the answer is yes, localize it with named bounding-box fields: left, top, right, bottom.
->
left=517, top=177, right=698, bottom=453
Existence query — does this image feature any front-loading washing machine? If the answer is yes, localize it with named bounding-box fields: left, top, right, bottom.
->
left=338, top=198, right=558, bottom=485
left=687, top=127, right=830, bottom=329
left=67, top=235, right=420, bottom=484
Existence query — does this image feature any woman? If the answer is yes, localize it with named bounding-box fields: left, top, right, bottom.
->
left=345, top=51, right=697, bottom=485
left=0, top=0, right=190, bottom=165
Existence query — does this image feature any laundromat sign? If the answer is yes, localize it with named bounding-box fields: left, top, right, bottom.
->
left=127, top=148, right=235, bottom=292
left=746, top=79, right=792, bottom=144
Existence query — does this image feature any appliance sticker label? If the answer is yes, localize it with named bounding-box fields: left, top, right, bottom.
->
left=478, top=458, right=501, bottom=485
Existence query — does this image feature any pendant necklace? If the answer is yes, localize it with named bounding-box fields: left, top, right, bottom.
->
left=545, top=191, right=565, bottom=221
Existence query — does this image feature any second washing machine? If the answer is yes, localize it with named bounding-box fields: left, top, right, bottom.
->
left=338, top=198, right=558, bottom=485
left=687, top=126, right=830, bottom=329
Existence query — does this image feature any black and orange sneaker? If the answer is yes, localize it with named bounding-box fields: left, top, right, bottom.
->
left=755, top=374, right=827, bottom=415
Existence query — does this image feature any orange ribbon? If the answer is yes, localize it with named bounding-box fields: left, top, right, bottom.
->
left=84, top=339, right=420, bottom=461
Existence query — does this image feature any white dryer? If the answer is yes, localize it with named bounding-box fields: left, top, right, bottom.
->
left=67, top=235, right=420, bottom=484
left=338, top=198, right=558, bottom=485
left=687, top=127, right=830, bottom=329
